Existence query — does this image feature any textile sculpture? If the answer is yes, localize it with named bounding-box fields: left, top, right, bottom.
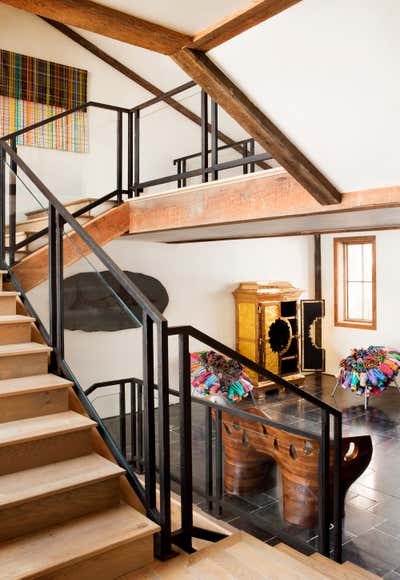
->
left=0, top=49, right=88, bottom=152
left=191, top=351, right=253, bottom=404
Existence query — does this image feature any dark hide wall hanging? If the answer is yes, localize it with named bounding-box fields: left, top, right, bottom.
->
left=64, top=271, right=169, bottom=332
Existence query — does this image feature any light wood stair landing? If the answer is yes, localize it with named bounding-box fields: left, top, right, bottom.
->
left=0, top=274, right=159, bottom=579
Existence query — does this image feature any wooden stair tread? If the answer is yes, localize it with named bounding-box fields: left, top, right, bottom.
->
left=0, top=503, right=159, bottom=579
left=0, top=373, right=73, bottom=397
left=0, top=315, right=35, bottom=325
left=0, top=410, right=95, bottom=447
left=0, top=342, right=52, bottom=357
left=0, top=291, right=19, bottom=297
left=0, top=453, right=124, bottom=509
left=342, top=560, right=381, bottom=579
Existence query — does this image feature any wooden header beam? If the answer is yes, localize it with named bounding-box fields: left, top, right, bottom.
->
left=191, top=0, right=302, bottom=52
left=0, top=0, right=191, bottom=54
left=172, top=49, right=341, bottom=205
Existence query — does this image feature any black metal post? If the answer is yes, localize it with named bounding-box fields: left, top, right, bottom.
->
left=137, top=381, right=144, bottom=474
left=205, top=406, right=213, bottom=512
left=242, top=142, right=248, bottom=175
left=130, top=380, right=137, bottom=467
left=182, top=159, right=187, bottom=188
left=249, top=139, right=256, bottom=173
left=178, top=330, right=193, bottom=552
left=211, top=100, right=218, bottom=181
left=177, top=160, right=182, bottom=188
left=318, top=409, right=330, bottom=557
left=119, top=382, right=127, bottom=456
left=0, top=148, right=5, bottom=267
left=142, top=314, right=156, bottom=511
left=156, top=320, right=172, bottom=559
left=201, top=90, right=209, bottom=183
left=215, top=408, right=223, bottom=516
left=116, top=111, right=123, bottom=204
left=8, top=138, right=17, bottom=266
left=48, top=206, right=64, bottom=372
left=127, top=112, right=133, bottom=199
left=333, top=414, right=343, bottom=563
left=134, top=110, right=141, bottom=197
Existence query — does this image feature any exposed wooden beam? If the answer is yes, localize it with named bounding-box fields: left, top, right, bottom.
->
left=172, top=49, right=341, bottom=205
left=0, top=0, right=191, bottom=54
left=41, top=17, right=271, bottom=170
left=191, top=0, right=302, bottom=52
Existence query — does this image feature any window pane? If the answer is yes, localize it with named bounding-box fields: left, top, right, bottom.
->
left=363, top=244, right=373, bottom=282
left=347, top=281, right=363, bottom=319
left=347, top=244, right=363, bottom=282
left=363, top=281, right=373, bottom=321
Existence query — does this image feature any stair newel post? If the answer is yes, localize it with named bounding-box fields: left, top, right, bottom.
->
left=127, top=112, right=133, bottom=199
left=116, top=111, right=123, bottom=204
left=333, top=413, right=343, bottom=563
left=156, top=319, right=172, bottom=559
left=211, top=99, right=218, bottom=181
left=318, top=408, right=330, bottom=557
left=8, top=138, right=17, bottom=267
left=201, top=90, right=209, bottom=183
left=178, top=329, right=193, bottom=552
left=0, top=146, right=6, bottom=267
left=48, top=205, right=65, bottom=373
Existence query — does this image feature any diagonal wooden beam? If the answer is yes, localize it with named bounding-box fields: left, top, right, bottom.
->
left=42, top=17, right=271, bottom=170
left=191, top=0, right=302, bottom=52
left=172, top=49, right=341, bottom=205
left=0, top=0, right=191, bottom=54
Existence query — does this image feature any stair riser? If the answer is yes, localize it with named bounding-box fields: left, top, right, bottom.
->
left=38, top=535, right=154, bottom=580
left=0, top=477, right=121, bottom=542
left=0, top=388, right=69, bottom=423
left=0, top=322, right=32, bottom=345
left=0, top=296, right=16, bottom=315
left=0, top=352, right=49, bottom=379
left=0, top=429, right=93, bottom=475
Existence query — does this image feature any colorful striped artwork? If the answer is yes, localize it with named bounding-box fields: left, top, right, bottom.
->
left=0, top=49, right=88, bottom=153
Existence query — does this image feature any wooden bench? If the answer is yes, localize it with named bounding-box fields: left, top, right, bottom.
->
left=220, top=407, right=372, bottom=528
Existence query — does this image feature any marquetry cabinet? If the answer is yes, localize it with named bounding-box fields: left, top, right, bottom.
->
left=233, top=281, right=305, bottom=398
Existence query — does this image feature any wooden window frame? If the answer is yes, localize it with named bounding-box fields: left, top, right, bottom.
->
left=334, top=236, right=376, bottom=330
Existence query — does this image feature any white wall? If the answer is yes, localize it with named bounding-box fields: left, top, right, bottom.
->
left=28, top=235, right=314, bottom=416
left=211, top=0, right=400, bottom=192
left=322, top=230, right=400, bottom=375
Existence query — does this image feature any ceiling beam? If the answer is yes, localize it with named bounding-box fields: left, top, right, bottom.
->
left=191, top=0, right=302, bottom=52
left=42, top=17, right=271, bottom=170
left=0, top=0, right=191, bottom=54
left=172, top=49, right=341, bottom=205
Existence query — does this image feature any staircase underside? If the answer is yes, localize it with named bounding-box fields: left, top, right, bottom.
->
left=11, top=203, right=130, bottom=292
left=127, top=169, right=400, bottom=243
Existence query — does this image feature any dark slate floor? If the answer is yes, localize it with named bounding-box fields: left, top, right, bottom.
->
left=103, top=373, right=400, bottom=579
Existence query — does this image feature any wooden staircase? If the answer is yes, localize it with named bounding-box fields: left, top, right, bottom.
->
left=125, top=533, right=381, bottom=579
left=0, top=271, right=160, bottom=579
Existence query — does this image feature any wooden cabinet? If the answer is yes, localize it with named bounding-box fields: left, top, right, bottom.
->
left=233, top=282, right=305, bottom=399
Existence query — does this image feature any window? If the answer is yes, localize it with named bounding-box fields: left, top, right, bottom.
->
left=334, top=236, right=376, bottom=329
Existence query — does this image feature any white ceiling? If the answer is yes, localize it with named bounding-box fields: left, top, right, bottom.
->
left=90, top=0, right=252, bottom=35
left=211, top=0, right=400, bottom=192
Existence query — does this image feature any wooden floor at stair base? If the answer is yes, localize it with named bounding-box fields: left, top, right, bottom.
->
left=11, top=202, right=130, bottom=292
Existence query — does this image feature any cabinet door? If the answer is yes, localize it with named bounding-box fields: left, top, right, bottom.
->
left=236, top=301, right=259, bottom=383
left=260, top=303, right=280, bottom=375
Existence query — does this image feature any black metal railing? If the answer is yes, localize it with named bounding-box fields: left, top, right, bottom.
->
left=87, top=324, right=344, bottom=562
left=0, top=140, right=173, bottom=560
